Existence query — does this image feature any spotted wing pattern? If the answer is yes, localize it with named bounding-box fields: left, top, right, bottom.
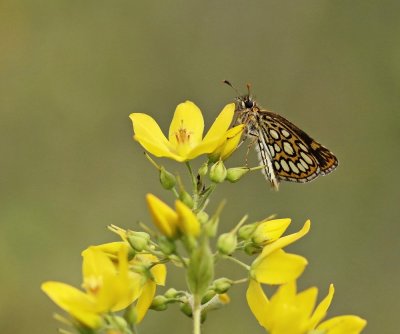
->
left=255, top=110, right=338, bottom=187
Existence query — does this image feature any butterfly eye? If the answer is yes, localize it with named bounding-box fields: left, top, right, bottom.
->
left=245, top=100, right=254, bottom=108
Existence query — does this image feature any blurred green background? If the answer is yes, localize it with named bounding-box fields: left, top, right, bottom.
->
left=1, top=1, right=399, bottom=333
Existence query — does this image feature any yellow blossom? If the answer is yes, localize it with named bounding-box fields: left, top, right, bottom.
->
left=250, top=220, right=310, bottom=284
left=252, top=218, right=292, bottom=245
left=41, top=244, right=141, bottom=328
left=88, top=242, right=167, bottom=324
left=129, top=101, right=236, bottom=161
left=246, top=280, right=367, bottom=334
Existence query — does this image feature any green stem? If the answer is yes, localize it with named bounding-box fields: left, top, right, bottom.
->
left=193, top=295, right=202, bottom=334
left=223, top=255, right=250, bottom=271
left=186, top=162, right=199, bottom=209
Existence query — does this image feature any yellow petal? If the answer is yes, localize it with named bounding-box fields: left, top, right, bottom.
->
left=295, top=287, right=318, bottom=323
left=252, top=218, right=292, bottom=245
left=259, top=220, right=310, bottom=258
left=130, top=113, right=173, bottom=156
left=252, top=249, right=308, bottom=284
left=175, top=200, right=200, bottom=237
left=246, top=279, right=270, bottom=329
left=308, top=284, right=335, bottom=329
left=317, top=315, right=367, bottom=334
left=209, top=124, right=245, bottom=162
left=202, top=103, right=235, bottom=144
left=82, top=247, right=116, bottom=283
left=169, top=101, right=204, bottom=146
left=134, top=134, right=184, bottom=161
left=146, top=194, right=178, bottom=238
left=135, top=280, right=157, bottom=323
left=41, top=281, right=101, bottom=328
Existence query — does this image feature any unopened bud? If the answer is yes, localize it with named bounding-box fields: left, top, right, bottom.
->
left=150, top=295, right=169, bottom=311
left=201, top=290, right=217, bottom=304
left=187, top=241, right=214, bottom=296
left=127, top=231, right=150, bottom=252
left=179, top=190, right=194, bottom=209
left=225, top=167, right=250, bottom=183
left=197, top=211, right=209, bottom=224
left=217, top=232, right=237, bottom=255
left=209, top=161, right=227, bottom=183
left=157, top=236, right=176, bottom=255
left=213, top=278, right=232, bottom=294
left=244, top=243, right=261, bottom=255
left=238, top=223, right=258, bottom=240
left=180, top=303, right=192, bottom=317
left=160, top=167, right=176, bottom=190
left=164, top=288, right=179, bottom=299
left=198, top=162, right=208, bottom=176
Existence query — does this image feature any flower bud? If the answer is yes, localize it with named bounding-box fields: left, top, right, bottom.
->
left=209, top=161, right=227, bottom=183
left=179, top=190, right=194, bottom=209
left=244, top=243, right=261, bottom=255
left=201, top=290, right=217, bottom=304
left=213, top=278, right=232, bottom=294
left=203, top=215, right=219, bottom=237
left=238, top=223, right=258, bottom=240
left=187, top=241, right=214, bottom=296
left=180, top=302, right=193, bottom=317
left=157, top=236, right=176, bottom=255
left=127, top=231, right=150, bottom=252
left=198, top=162, right=208, bottom=176
left=225, top=167, right=250, bottom=183
left=164, top=288, right=179, bottom=299
left=159, top=166, right=176, bottom=190
left=197, top=211, right=209, bottom=224
left=217, top=232, right=237, bottom=255
left=150, top=295, right=169, bottom=311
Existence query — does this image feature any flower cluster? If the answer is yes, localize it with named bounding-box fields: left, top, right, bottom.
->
left=42, top=101, right=366, bottom=334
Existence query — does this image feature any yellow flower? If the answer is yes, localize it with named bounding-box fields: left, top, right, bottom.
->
left=41, top=244, right=141, bottom=328
left=252, top=218, right=292, bottom=245
left=88, top=242, right=167, bottom=324
left=246, top=280, right=367, bottom=334
left=250, top=220, right=310, bottom=284
left=146, top=194, right=200, bottom=238
left=129, top=101, right=236, bottom=161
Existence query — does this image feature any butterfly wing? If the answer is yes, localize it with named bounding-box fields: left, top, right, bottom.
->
left=256, top=110, right=338, bottom=183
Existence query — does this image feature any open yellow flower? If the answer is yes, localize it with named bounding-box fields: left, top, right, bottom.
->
left=41, top=244, right=141, bottom=328
left=246, top=280, right=367, bottom=334
left=87, top=242, right=167, bottom=324
left=129, top=101, right=236, bottom=161
left=250, top=220, right=310, bottom=285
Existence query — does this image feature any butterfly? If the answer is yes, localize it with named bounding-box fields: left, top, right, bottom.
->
left=225, top=81, right=338, bottom=190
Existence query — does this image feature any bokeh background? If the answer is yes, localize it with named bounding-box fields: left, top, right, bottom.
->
left=1, top=1, right=399, bottom=333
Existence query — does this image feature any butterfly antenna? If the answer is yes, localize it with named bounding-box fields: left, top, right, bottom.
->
left=246, top=83, right=252, bottom=96
left=223, top=80, right=241, bottom=96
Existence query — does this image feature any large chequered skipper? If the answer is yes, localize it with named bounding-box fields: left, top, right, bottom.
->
left=225, top=81, right=338, bottom=190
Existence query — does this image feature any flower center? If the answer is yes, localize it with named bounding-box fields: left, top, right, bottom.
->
left=175, top=127, right=191, bottom=144
left=83, top=275, right=103, bottom=295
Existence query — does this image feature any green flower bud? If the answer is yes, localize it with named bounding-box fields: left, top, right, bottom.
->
left=238, top=223, right=258, bottom=240
left=127, top=231, right=150, bottom=252
left=179, top=190, right=194, bottom=208
left=197, top=211, right=209, bottom=224
left=244, top=243, right=262, bottom=255
left=111, top=315, right=128, bottom=329
left=225, top=167, right=250, bottom=183
left=187, top=241, right=214, bottom=296
left=209, top=161, right=227, bottom=183
left=201, top=290, right=217, bottom=304
left=150, top=295, right=169, bottom=311
left=159, top=166, right=176, bottom=190
left=157, top=235, right=176, bottom=255
left=164, top=288, right=179, bottom=299
left=124, top=306, right=137, bottom=326
left=217, top=232, right=237, bottom=255
left=212, top=278, right=232, bottom=294
left=203, top=215, right=219, bottom=237
left=180, top=302, right=193, bottom=317
left=198, top=162, right=208, bottom=176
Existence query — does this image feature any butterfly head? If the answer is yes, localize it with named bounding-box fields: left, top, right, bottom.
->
left=235, top=94, right=256, bottom=111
